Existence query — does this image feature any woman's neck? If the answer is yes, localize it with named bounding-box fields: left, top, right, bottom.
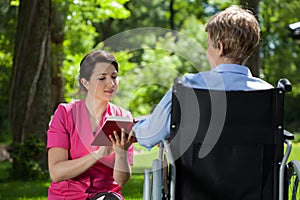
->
left=85, top=95, right=108, bottom=124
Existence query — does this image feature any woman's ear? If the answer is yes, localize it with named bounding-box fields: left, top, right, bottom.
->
left=80, top=78, right=89, bottom=91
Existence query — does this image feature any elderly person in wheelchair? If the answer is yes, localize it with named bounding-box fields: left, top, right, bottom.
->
left=132, top=5, right=300, bottom=200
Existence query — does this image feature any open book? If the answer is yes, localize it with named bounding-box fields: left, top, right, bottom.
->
left=91, top=116, right=146, bottom=146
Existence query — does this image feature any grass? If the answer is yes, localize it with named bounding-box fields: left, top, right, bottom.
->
left=0, top=161, right=48, bottom=200
left=288, top=142, right=300, bottom=162
left=0, top=161, right=146, bottom=200
left=0, top=143, right=158, bottom=200
left=0, top=142, right=300, bottom=199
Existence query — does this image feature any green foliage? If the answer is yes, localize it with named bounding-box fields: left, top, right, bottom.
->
left=62, top=0, right=131, bottom=54
left=59, top=0, right=132, bottom=102
left=0, top=51, right=12, bottom=142
left=121, top=0, right=170, bottom=29
left=10, top=135, right=48, bottom=180
left=62, top=53, right=83, bottom=102
left=111, top=36, right=188, bottom=115
left=259, top=0, right=300, bottom=130
left=109, top=16, right=208, bottom=116
left=0, top=1, right=18, bottom=143
left=293, top=133, right=300, bottom=143
left=173, top=16, right=209, bottom=73
left=171, top=0, right=211, bottom=28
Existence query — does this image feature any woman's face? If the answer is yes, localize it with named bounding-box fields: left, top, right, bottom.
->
left=83, top=62, right=119, bottom=102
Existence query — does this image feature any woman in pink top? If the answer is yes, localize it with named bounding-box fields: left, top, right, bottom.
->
left=47, top=50, right=135, bottom=200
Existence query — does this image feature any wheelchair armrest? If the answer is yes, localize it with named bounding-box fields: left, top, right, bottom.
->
left=277, top=78, right=292, bottom=92
left=284, top=129, right=294, bottom=140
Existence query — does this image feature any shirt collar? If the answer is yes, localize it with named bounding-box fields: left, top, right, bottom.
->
left=211, top=64, right=253, bottom=77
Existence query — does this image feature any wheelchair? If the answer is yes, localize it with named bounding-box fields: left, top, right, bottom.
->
left=143, top=78, right=300, bottom=200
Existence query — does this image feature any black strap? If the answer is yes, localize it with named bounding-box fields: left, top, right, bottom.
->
left=90, top=192, right=121, bottom=200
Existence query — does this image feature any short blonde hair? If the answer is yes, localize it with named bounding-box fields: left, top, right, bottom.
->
left=205, top=5, right=260, bottom=64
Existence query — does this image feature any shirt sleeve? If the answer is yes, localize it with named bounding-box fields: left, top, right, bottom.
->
left=132, top=89, right=172, bottom=150
left=47, top=104, right=71, bottom=151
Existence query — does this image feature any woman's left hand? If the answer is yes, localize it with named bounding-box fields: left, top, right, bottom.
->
left=109, top=128, right=134, bottom=152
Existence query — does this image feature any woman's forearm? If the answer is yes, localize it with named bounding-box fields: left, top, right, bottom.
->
left=49, top=153, right=98, bottom=182
left=113, top=151, right=131, bottom=186
left=48, top=147, right=112, bottom=182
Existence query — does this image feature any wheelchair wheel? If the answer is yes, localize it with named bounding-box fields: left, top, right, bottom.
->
left=287, top=160, right=300, bottom=200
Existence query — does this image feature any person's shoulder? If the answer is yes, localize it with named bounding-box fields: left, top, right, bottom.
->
left=181, top=72, right=209, bottom=88
left=182, top=73, right=195, bottom=83
left=254, top=78, right=274, bottom=89
left=183, top=71, right=211, bottom=79
left=183, top=73, right=197, bottom=79
left=56, top=99, right=83, bottom=113
left=108, top=102, right=132, bottom=117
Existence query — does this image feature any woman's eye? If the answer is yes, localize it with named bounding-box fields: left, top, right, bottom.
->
left=98, top=77, right=105, bottom=80
left=112, top=76, right=118, bottom=79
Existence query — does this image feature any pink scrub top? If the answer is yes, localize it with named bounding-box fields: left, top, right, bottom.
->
left=47, top=99, right=134, bottom=200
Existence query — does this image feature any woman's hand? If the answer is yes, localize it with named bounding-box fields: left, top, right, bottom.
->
left=109, top=128, right=134, bottom=152
left=92, top=146, right=114, bottom=160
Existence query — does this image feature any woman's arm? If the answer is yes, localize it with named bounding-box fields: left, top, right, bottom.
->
left=113, top=149, right=131, bottom=186
left=48, top=146, right=113, bottom=182
left=109, top=129, right=134, bottom=186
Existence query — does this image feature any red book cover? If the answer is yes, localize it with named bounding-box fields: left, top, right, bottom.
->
left=91, top=116, right=139, bottom=146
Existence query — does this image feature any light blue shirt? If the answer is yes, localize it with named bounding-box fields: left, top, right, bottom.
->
left=132, top=64, right=273, bottom=149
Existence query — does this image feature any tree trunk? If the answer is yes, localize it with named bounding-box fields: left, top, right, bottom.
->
left=9, top=0, right=51, bottom=177
left=51, top=2, right=65, bottom=113
left=169, top=0, right=175, bottom=30
left=240, top=0, right=260, bottom=77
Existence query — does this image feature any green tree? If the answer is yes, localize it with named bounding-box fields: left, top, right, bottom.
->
left=0, top=0, right=18, bottom=142
left=50, top=0, right=68, bottom=113
left=259, top=0, right=300, bottom=131
left=61, top=0, right=131, bottom=102
left=240, top=0, right=260, bottom=77
left=9, top=0, right=51, bottom=179
left=110, top=17, right=209, bottom=116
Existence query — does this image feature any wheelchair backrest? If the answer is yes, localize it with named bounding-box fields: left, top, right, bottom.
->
left=169, top=78, right=286, bottom=200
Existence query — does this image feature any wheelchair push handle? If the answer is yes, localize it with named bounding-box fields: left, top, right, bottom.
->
left=277, top=78, right=292, bottom=92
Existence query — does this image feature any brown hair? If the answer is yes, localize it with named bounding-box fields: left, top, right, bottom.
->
left=79, top=50, right=118, bottom=93
left=205, top=5, right=260, bottom=64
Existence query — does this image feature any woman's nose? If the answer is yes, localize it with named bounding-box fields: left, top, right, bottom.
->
left=106, top=78, right=115, bottom=87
